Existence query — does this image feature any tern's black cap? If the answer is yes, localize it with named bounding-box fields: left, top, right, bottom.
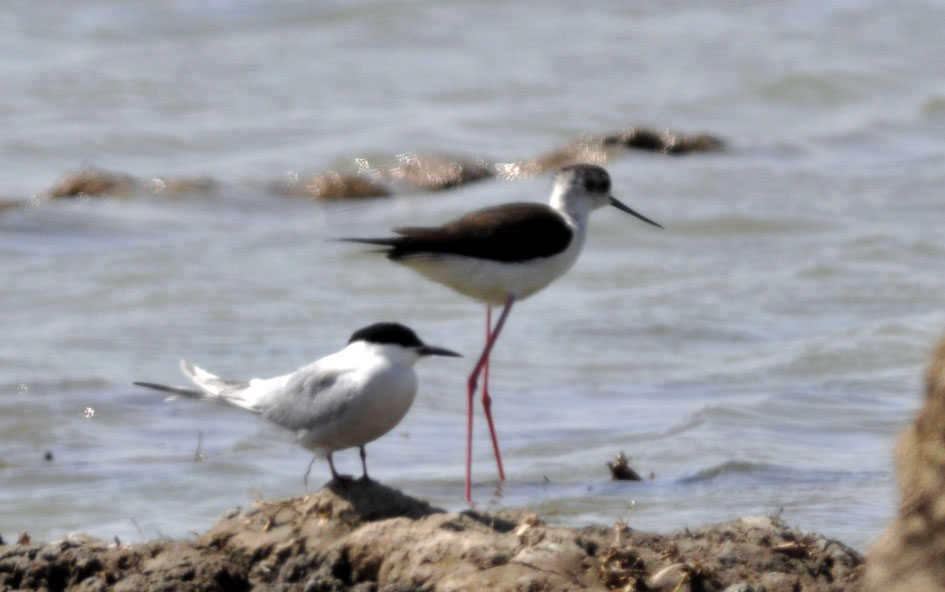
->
left=348, top=322, right=424, bottom=348
left=348, top=322, right=461, bottom=357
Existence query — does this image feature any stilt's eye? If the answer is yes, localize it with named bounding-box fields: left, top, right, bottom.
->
left=584, top=174, right=610, bottom=194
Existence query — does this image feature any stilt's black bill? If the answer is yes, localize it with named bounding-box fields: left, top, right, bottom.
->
left=418, top=345, right=462, bottom=357
left=610, top=197, right=664, bottom=229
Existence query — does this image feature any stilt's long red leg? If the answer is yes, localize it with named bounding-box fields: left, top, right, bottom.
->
left=481, top=306, right=506, bottom=481
left=465, top=295, right=515, bottom=501
left=466, top=354, right=475, bottom=501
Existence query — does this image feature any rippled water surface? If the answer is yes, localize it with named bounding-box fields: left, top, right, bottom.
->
left=3, top=0, right=945, bottom=551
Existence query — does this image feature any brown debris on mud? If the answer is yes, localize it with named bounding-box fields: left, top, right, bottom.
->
left=1, top=478, right=861, bottom=592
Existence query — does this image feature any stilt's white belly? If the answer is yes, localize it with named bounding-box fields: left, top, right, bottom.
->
left=400, top=237, right=584, bottom=306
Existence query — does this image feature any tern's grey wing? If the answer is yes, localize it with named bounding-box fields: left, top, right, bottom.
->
left=259, top=365, right=352, bottom=432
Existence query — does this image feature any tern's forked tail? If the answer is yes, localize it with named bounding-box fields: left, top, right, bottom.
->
left=132, top=380, right=203, bottom=398
left=134, top=360, right=254, bottom=411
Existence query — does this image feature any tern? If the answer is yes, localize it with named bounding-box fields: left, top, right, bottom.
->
left=344, top=164, right=662, bottom=500
left=134, top=322, right=460, bottom=483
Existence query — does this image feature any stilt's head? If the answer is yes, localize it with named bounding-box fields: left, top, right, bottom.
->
left=550, top=164, right=663, bottom=229
left=347, top=322, right=461, bottom=364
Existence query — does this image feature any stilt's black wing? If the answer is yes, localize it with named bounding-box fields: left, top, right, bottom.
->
left=343, top=202, right=572, bottom=263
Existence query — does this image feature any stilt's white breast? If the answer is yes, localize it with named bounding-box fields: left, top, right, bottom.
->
left=399, top=229, right=586, bottom=305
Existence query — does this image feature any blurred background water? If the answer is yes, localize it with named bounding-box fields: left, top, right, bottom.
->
left=3, top=0, right=945, bottom=551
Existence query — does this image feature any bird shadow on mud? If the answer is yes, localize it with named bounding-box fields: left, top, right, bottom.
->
left=325, top=477, right=444, bottom=522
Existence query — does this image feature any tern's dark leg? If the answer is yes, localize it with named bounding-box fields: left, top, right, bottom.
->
left=358, top=446, right=371, bottom=481
left=327, top=452, right=341, bottom=480
left=465, top=294, right=515, bottom=501
left=304, top=454, right=320, bottom=488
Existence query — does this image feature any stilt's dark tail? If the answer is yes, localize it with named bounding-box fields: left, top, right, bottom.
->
left=337, top=237, right=403, bottom=259
left=338, top=237, right=401, bottom=247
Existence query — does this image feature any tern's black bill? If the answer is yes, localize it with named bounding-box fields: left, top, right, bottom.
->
left=418, top=345, right=462, bottom=357
left=610, top=197, right=663, bottom=229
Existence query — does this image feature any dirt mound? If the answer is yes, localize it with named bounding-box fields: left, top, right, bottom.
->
left=0, top=477, right=861, bottom=591
left=863, top=334, right=945, bottom=591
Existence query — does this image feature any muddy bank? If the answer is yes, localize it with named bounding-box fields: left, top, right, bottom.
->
left=862, top=333, right=945, bottom=591
left=0, top=125, right=722, bottom=207
left=1, top=478, right=861, bottom=592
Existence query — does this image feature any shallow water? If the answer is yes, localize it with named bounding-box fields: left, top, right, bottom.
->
left=3, top=0, right=945, bottom=551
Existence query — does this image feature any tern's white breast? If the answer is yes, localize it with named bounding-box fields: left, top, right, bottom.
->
left=298, top=348, right=418, bottom=453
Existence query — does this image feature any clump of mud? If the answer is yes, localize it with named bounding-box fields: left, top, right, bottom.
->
left=1, top=477, right=861, bottom=591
